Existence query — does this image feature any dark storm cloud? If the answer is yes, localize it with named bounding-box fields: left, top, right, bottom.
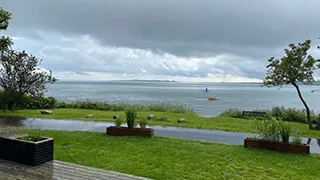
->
left=2, top=0, right=319, bottom=57
left=1, top=0, right=320, bottom=81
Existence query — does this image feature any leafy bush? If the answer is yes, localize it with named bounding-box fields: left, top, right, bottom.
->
left=114, top=116, right=122, bottom=128
left=126, top=108, right=137, bottom=128
left=0, top=90, right=56, bottom=110
left=271, top=106, right=286, bottom=119
left=218, top=108, right=243, bottom=118
left=21, top=96, right=57, bottom=109
left=219, top=106, right=318, bottom=124
left=279, top=121, right=291, bottom=143
left=256, top=118, right=304, bottom=144
left=139, top=118, right=148, bottom=129
left=292, top=130, right=303, bottom=145
left=17, top=134, right=45, bottom=142
left=256, top=118, right=281, bottom=141
left=55, top=101, right=196, bottom=114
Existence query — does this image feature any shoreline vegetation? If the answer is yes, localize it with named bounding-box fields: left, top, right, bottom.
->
left=1, top=94, right=320, bottom=137
left=2, top=101, right=320, bottom=137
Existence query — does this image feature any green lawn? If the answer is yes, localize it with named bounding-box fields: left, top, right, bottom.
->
left=15, top=129, right=320, bottom=180
left=2, top=108, right=320, bottom=138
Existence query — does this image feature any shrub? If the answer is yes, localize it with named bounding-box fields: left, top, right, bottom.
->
left=0, top=89, right=56, bottom=110
left=139, top=118, right=148, bottom=129
left=256, top=118, right=281, bottom=141
left=219, top=106, right=318, bottom=124
left=218, top=108, right=243, bottom=118
left=126, top=108, right=137, bottom=128
left=55, top=101, right=196, bottom=114
left=279, top=121, right=291, bottom=143
left=292, top=130, right=303, bottom=145
left=17, top=135, right=45, bottom=142
left=114, top=116, right=122, bottom=128
left=271, top=106, right=286, bottom=120
left=256, top=118, right=304, bottom=144
left=21, top=96, right=57, bottom=109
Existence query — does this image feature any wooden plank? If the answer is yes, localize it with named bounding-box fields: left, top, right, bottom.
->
left=0, top=159, right=151, bottom=180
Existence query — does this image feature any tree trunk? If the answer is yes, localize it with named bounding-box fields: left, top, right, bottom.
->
left=292, top=82, right=313, bottom=130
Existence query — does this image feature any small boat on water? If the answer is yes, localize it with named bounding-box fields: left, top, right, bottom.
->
left=208, top=96, right=219, bottom=100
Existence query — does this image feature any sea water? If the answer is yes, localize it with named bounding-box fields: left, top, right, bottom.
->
left=46, top=81, right=320, bottom=116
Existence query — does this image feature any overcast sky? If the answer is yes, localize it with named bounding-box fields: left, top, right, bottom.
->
left=1, top=0, right=320, bottom=82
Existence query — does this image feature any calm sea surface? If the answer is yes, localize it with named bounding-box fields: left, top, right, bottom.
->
left=46, top=81, right=320, bottom=117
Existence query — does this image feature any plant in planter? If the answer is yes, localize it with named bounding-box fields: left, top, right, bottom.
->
left=292, top=130, right=302, bottom=145
left=106, top=108, right=154, bottom=137
left=279, top=121, right=291, bottom=143
left=113, top=115, right=122, bottom=128
left=139, top=118, right=148, bottom=129
left=0, top=131, right=54, bottom=166
left=256, top=118, right=281, bottom=141
left=126, top=108, right=137, bottom=128
left=244, top=118, right=309, bottom=154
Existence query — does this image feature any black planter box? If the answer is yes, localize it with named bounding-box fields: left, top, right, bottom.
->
left=0, top=132, right=54, bottom=166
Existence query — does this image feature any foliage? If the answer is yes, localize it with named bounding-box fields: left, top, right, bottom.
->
left=17, top=134, right=45, bottom=142
left=256, top=118, right=304, bottom=144
left=0, top=90, right=56, bottom=109
left=0, top=8, right=56, bottom=110
left=126, top=108, right=137, bottom=128
left=263, top=39, right=319, bottom=87
left=0, top=8, right=13, bottom=51
left=219, top=106, right=318, bottom=124
left=292, top=130, right=303, bottom=145
left=256, top=118, right=281, bottom=141
left=21, top=96, right=57, bottom=109
left=279, top=121, right=292, bottom=143
left=218, top=108, right=243, bottom=118
left=17, top=129, right=320, bottom=180
left=114, top=116, right=122, bottom=128
left=55, top=101, right=195, bottom=114
left=263, top=39, right=320, bottom=129
left=139, top=118, right=148, bottom=129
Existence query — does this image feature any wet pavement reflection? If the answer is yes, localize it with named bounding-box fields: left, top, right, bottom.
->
left=1, top=116, right=320, bottom=153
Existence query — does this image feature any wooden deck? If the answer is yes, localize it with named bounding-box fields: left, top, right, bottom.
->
left=0, top=159, right=151, bottom=180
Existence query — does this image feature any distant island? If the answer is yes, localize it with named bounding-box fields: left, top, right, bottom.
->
left=131, top=79, right=178, bottom=82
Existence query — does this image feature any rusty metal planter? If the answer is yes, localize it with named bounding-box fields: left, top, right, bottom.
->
left=106, top=126, right=154, bottom=137
left=244, top=138, right=309, bottom=154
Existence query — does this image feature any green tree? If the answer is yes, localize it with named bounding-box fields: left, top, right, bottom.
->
left=0, top=50, right=56, bottom=110
left=0, top=8, right=56, bottom=110
left=0, top=7, right=13, bottom=51
left=264, top=40, right=320, bottom=130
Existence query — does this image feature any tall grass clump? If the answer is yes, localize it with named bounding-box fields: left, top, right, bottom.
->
left=256, top=118, right=281, bottom=141
left=219, top=106, right=318, bottom=124
left=218, top=108, right=243, bottom=118
left=126, top=108, right=137, bottom=128
left=256, top=118, right=302, bottom=144
left=55, top=101, right=196, bottom=114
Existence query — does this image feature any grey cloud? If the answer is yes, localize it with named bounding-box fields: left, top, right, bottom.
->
left=1, top=0, right=320, bottom=81
left=2, top=0, right=320, bottom=59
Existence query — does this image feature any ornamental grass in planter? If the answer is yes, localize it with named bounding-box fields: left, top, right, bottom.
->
left=106, top=109, right=154, bottom=137
left=0, top=132, right=54, bottom=166
left=244, top=119, right=309, bottom=154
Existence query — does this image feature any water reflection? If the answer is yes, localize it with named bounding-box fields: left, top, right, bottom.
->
left=307, top=138, right=320, bottom=147
left=0, top=116, right=26, bottom=127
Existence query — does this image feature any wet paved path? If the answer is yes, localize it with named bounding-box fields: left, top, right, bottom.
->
left=1, top=116, right=320, bottom=153
left=0, top=159, right=151, bottom=180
